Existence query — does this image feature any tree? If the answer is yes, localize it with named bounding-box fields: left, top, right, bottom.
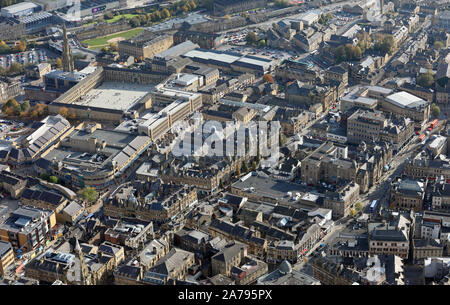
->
left=162, top=8, right=171, bottom=19
left=262, top=74, right=274, bottom=83
left=375, top=35, right=395, bottom=55
left=56, top=58, right=62, bottom=68
left=431, top=103, right=440, bottom=118
left=242, top=161, right=249, bottom=173
left=355, top=202, right=363, bottom=212
left=258, top=39, right=266, bottom=47
left=49, top=176, right=59, bottom=184
left=40, top=173, right=50, bottom=181
left=246, top=31, right=258, bottom=45
left=235, top=162, right=241, bottom=176
left=9, top=62, right=22, bottom=75
left=350, top=208, right=356, bottom=217
left=417, top=73, right=434, bottom=88
left=252, top=161, right=257, bottom=171
left=14, top=40, right=26, bottom=52
left=79, top=187, right=98, bottom=204
left=59, top=107, right=69, bottom=118
left=434, top=41, right=444, bottom=50
left=279, top=133, right=287, bottom=146
left=20, top=101, right=30, bottom=113
left=109, top=43, right=119, bottom=53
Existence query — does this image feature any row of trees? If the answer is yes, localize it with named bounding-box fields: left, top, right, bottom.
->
left=0, top=40, right=27, bottom=54
left=59, top=107, right=77, bottom=120
left=2, top=99, right=48, bottom=118
left=334, top=44, right=363, bottom=63
left=128, top=0, right=197, bottom=28
left=334, top=34, right=395, bottom=64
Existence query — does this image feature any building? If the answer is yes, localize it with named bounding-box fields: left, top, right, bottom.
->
left=103, top=182, right=197, bottom=223
left=1, top=2, right=41, bottom=18
left=324, top=182, right=360, bottom=219
left=104, top=218, right=154, bottom=250
left=0, top=171, right=27, bottom=199
left=347, top=109, right=387, bottom=144
left=412, top=239, right=443, bottom=260
left=0, top=206, right=56, bottom=254
left=257, top=260, right=320, bottom=285
left=211, top=241, right=248, bottom=277
left=285, top=81, right=336, bottom=113
left=0, top=241, right=14, bottom=278
left=35, top=123, right=151, bottom=189
left=118, top=34, right=174, bottom=60
left=213, top=0, right=267, bottom=16
left=61, top=23, right=74, bottom=73
left=403, top=153, right=450, bottom=180
left=20, top=188, right=69, bottom=221
left=368, top=214, right=411, bottom=259
left=390, top=178, right=425, bottom=211
left=143, top=248, right=195, bottom=283
left=379, top=91, right=430, bottom=129
left=0, top=18, right=26, bottom=41
left=182, top=48, right=274, bottom=76
left=311, top=256, right=360, bottom=285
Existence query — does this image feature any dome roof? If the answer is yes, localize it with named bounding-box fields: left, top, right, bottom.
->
left=279, top=260, right=292, bottom=274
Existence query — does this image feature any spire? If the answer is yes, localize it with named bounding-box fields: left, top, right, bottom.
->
left=75, top=237, right=81, bottom=253
left=74, top=237, right=88, bottom=285
left=62, top=23, right=74, bottom=72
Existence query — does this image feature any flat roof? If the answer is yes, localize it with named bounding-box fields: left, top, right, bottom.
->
left=2, top=2, right=39, bottom=13
left=78, top=82, right=154, bottom=111
left=385, top=91, right=429, bottom=109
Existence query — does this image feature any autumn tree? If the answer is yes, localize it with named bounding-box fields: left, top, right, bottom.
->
left=262, top=74, right=274, bottom=83
left=162, top=8, right=171, bottom=19
left=56, top=58, right=62, bottom=68
left=59, top=107, right=69, bottom=117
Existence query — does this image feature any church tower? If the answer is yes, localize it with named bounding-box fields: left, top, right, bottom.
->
left=62, top=23, right=74, bottom=72
left=75, top=237, right=89, bottom=285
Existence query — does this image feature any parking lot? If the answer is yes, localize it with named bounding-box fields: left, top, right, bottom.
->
left=0, top=49, right=49, bottom=70
left=0, top=120, right=28, bottom=142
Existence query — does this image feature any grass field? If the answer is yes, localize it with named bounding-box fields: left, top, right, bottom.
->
left=82, top=28, right=144, bottom=49
left=106, top=14, right=140, bottom=23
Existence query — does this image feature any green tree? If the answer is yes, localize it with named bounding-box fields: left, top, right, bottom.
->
left=252, top=161, right=257, bottom=171
left=417, top=73, right=434, bottom=88
left=350, top=208, right=356, bottom=217
left=258, top=39, right=266, bottom=47
left=431, top=103, right=440, bottom=118
left=20, top=101, right=30, bottom=113
left=246, top=31, right=258, bottom=45
left=40, top=173, right=50, bottom=181
left=279, top=133, right=287, bottom=146
left=8, top=62, right=22, bottom=75
left=79, top=187, right=98, bottom=204
left=49, top=176, right=59, bottom=184
left=355, top=202, right=363, bottom=212
left=242, top=161, right=249, bottom=173
left=434, top=41, right=444, bottom=50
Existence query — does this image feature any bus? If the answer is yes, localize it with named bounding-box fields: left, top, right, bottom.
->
left=369, top=200, right=378, bottom=213
left=430, top=119, right=438, bottom=129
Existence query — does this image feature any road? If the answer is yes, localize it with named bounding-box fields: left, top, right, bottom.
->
left=217, top=0, right=357, bottom=34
